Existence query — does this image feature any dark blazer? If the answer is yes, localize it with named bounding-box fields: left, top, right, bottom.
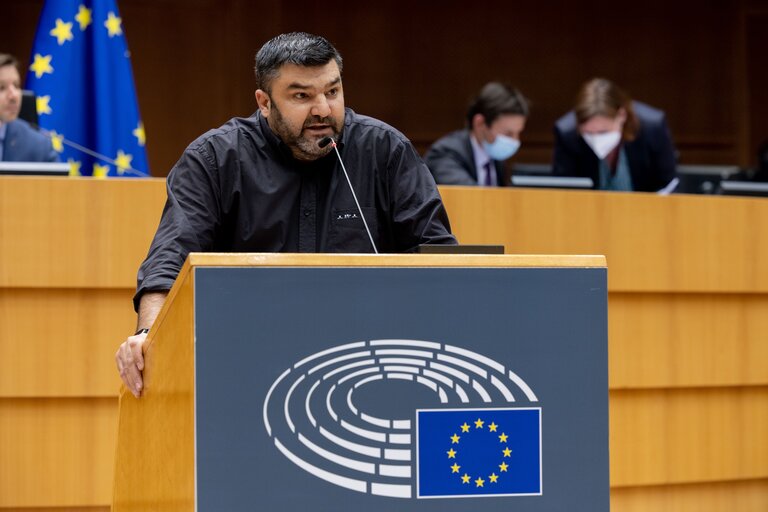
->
left=424, top=129, right=506, bottom=186
left=2, top=119, right=59, bottom=162
left=552, top=101, right=677, bottom=192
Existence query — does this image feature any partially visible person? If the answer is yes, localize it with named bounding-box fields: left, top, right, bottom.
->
left=0, top=53, right=58, bottom=162
left=552, top=78, right=676, bottom=192
left=424, top=82, right=528, bottom=186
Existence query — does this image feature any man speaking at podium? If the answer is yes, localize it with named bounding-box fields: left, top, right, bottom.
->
left=0, top=54, right=58, bottom=162
left=116, top=32, right=456, bottom=397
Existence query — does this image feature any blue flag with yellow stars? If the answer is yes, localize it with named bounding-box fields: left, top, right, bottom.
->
left=25, top=0, right=149, bottom=177
left=417, top=408, right=542, bottom=498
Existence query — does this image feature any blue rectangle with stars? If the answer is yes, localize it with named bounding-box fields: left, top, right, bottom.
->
left=25, top=0, right=149, bottom=177
left=417, top=408, right=542, bottom=498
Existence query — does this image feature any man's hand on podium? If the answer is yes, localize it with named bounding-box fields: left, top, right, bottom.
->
left=115, top=290, right=168, bottom=398
left=116, top=330, right=148, bottom=398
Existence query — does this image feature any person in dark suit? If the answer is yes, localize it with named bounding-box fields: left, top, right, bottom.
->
left=0, top=53, right=58, bottom=162
left=552, top=78, right=677, bottom=192
left=425, top=82, right=529, bottom=187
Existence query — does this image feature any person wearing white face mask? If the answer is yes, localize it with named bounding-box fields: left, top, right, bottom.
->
left=552, top=78, right=677, bottom=192
left=425, top=82, right=528, bottom=187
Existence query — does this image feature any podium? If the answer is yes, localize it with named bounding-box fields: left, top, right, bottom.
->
left=113, top=253, right=608, bottom=511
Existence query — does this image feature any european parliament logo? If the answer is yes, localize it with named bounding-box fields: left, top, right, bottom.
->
left=263, top=339, right=542, bottom=500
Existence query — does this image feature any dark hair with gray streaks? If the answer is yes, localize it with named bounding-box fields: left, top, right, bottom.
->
left=255, top=32, right=343, bottom=93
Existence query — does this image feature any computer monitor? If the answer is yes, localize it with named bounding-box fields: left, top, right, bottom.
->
left=0, top=162, right=69, bottom=176
left=675, top=165, right=741, bottom=195
left=511, top=175, right=593, bottom=190
left=717, top=180, right=768, bottom=198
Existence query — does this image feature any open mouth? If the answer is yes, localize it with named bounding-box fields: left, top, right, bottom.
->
left=304, top=124, right=332, bottom=135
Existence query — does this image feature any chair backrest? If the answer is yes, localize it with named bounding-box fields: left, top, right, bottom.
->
left=19, top=90, right=39, bottom=126
left=512, top=163, right=552, bottom=176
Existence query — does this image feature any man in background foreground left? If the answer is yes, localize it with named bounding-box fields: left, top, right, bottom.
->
left=0, top=53, right=58, bottom=162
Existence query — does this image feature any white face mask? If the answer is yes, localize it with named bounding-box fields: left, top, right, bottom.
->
left=582, top=131, right=622, bottom=160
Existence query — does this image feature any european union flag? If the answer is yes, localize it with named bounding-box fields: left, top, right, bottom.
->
left=417, top=408, right=541, bottom=498
left=25, top=0, right=149, bottom=177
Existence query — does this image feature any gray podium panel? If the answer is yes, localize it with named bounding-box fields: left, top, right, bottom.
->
left=194, top=266, right=608, bottom=511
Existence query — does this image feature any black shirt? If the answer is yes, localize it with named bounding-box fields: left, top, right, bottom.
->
left=135, top=108, right=457, bottom=308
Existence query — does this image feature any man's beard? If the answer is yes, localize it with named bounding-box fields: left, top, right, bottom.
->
left=269, top=100, right=344, bottom=161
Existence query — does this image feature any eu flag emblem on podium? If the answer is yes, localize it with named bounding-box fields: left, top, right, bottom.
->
left=417, top=408, right=542, bottom=498
left=25, top=0, right=149, bottom=177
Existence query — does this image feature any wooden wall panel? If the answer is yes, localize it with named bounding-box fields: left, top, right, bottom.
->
left=611, top=479, right=768, bottom=512
left=610, top=387, right=768, bottom=486
left=8, top=177, right=768, bottom=294
left=2, top=178, right=766, bottom=510
left=0, top=288, right=134, bottom=397
left=440, top=187, right=768, bottom=293
left=0, top=177, right=166, bottom=288
left=4, top=390, right=766, bottom=506
left=0, top=508, right=108, bottom=512
left=609, top=293, right=768, bottom=388
left=0, top=398, right=117, bottom=508
left=0, top=507, right=110, bottom=512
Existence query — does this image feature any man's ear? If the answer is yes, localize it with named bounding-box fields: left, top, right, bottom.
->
left=255, top=89, right=271, bottom=117
left=472, top=113, right=487, bottom=131
left=471, top=113, right=488, bottom=138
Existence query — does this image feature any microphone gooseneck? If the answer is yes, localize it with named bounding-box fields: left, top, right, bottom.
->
left=34, top=124, right=148, bottom=177
left=320, top=136, right=379, bottom=254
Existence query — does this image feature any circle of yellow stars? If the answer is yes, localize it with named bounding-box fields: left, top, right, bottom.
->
left=29, top=4, right=145, bottom=178
left=446, top=418, right=513, bottom=488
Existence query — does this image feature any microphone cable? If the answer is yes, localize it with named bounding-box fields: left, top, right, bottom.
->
left=33, top=123, right=149, bottom=177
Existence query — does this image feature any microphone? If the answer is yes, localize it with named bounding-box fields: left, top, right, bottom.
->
left=319, top=136, right=379, bottom=254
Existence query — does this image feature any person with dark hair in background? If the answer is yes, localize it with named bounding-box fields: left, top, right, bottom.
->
left=424, top=82, right=529, bottom=186
left=0, top=53, right=58, bottom=162
left=552, top=78, right=677, bottom=192
left=115, top=32, right=456, bottom=397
